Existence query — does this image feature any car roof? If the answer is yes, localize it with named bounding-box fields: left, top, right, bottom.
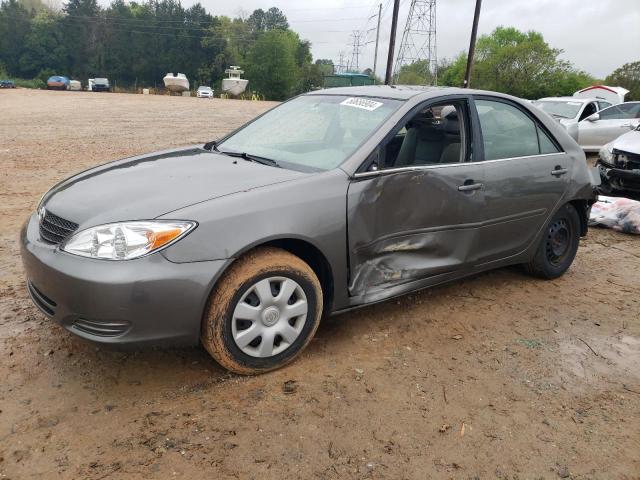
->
left=536, top=97, right=601, bottom=103
left=305, top=85, right=509, bottom=101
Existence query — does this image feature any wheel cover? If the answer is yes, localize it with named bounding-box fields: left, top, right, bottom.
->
left=545, top=218, right=571, bottom=266
left=231, top=276, right=308, bottom=358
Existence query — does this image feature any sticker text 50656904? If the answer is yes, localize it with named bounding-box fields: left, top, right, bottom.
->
left=340, top=97, right=384, bottom=111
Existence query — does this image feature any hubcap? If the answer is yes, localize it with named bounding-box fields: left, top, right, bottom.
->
left=231, top=276, right=308, bottom=358
left=546, top=218, right=571, bottom=265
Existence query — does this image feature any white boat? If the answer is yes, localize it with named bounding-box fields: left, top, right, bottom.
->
left=221, top=66, right=248, bottom=97
left=163, top=73, right=189, bottom=93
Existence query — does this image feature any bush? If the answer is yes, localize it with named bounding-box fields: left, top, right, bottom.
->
left=13, top=77, right=46, bottom=89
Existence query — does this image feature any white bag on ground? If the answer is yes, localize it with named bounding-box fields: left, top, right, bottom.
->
left=589, top=195, right=640, bottom=234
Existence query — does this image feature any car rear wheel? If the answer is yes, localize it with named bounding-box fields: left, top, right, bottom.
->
left=201, top=247, right=323, bottom=375
left=524, top=203, right=580, bottom=279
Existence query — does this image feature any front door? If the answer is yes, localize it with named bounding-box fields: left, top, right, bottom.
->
left=346, top=98, right=486, bottom=302
left=578, top=103, right=640, bottom=149
left=472, top=97, right=572, bottom=264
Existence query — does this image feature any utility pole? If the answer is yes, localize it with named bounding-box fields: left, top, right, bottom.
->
left=373, top=3, right=382, bottom=79
left=463, top=0, right=482, bottom=88
left=385, top=0, right=401, bottom=85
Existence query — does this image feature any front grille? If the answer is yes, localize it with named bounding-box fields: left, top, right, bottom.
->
left=72, top=318, right=131, bottom=337
left=40, top=210, right=78, bottom=244
left=614, top=149, right=640, bottom=170
left=27, top=281, right=57, bottom=316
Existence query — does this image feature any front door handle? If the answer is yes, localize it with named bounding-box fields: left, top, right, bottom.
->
left=458, top=182, right=483, bottom=192
left=551, top=167, right=568, bottom=177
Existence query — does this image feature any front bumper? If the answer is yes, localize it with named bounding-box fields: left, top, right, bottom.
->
left=597, top=161, right=640, bottom=193
left=20, top=214, right=228, bottom=346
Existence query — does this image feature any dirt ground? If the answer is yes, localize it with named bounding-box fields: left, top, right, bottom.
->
left=1, top=89, right=639, bottom=479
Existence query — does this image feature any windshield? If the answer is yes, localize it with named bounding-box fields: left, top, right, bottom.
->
left=218, top=94, right=403, bottom=171
left=533, top=100, right=582, bottom=119
left=199, top=86, right=211, bottom=91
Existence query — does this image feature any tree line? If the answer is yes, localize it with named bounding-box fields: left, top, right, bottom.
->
left=396, top=27, right=639, bottom=100
left=0, top=0, right=324, bottom=99
left=1, top=0, right=638, bottom=101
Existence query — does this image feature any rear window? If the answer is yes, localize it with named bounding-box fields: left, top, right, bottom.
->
left=476, top=99, right=560, bottom=160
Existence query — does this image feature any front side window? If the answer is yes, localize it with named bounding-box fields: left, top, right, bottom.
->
left=476, top=99, right=560, bottom=160
left=598, top=103, right=640, bottom=120
left=219, top=95, right=403, bottom=171
left=597, top=101, right=612, bottom=110
left=579, top=102, right=597, bottom=121
left=378, top=101, right=468, bottom=169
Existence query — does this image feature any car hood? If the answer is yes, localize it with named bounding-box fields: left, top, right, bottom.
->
left=42, top=146, right=305, bottom=227
left=610, top=128, right=640, bottom=154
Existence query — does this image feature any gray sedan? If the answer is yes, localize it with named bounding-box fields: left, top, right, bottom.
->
left=21, top=86, right=597, bottom=374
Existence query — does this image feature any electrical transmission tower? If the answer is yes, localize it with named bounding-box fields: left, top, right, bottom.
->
left=348, top=30, right=364, bottom=72
left=393, top=0, right=437, bottom=84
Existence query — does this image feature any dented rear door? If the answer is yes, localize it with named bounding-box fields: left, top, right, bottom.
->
left=346, top=163, right=485, bottom=300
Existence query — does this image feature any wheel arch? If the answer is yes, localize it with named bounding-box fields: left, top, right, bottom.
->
left=568, top=198, right=591, bottom=237
left=207, top=235, right=336, bottom=317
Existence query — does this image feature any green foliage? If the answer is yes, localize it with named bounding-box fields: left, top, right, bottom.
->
left=401, top=27, right=596, bottom=99
left=606, top=61, right=640, bottom=100
left=437, top=54, right=466, bottom=87
left=315, top=59, right=334, bottom=76
left=245, top=29, right=301, bottom=101
left=0, top=1, right=319, bottom=99
left=13, top=76, right=45, bottom=88
left=396, top=59, right=433, bottom=85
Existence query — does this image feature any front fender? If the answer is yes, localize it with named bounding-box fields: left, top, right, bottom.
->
left=159, top=169, right=350, bottom=307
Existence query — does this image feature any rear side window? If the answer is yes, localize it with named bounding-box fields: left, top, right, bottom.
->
left=475, top=99, right=560, bottom=160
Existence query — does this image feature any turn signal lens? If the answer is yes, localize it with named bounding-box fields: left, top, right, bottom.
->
left=61, top=221, right=196, bottom=260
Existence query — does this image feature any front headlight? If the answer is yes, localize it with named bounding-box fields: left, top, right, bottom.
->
left=61, top=220, right=196, bottom=260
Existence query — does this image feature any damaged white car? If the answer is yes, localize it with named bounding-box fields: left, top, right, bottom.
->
left=597, top=123, right=640, bottom=196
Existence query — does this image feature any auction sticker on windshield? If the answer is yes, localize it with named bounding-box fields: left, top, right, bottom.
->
left=340, top=97, right=384, bottom=111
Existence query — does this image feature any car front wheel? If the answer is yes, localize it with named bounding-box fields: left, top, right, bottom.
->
left=201, top=247, right=323, bottom=375
left=525, top=203, right=581, bottom=279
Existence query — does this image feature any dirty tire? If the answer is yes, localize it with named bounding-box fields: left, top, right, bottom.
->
left=525, top=203, right=580, bottom=279
left=201, top=247, right=323, bottom=375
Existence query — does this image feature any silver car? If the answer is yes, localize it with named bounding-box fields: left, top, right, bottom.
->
left=197, top=86, right=214, bottom=98
left=21, top=86, right=597, bottom=374
left=577, top=101, right=640, bottom=152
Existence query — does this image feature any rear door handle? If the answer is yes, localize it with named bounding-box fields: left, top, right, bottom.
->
left=457, top=182, right=483, bottom=192
left=551, top=167, right=568, bottom=177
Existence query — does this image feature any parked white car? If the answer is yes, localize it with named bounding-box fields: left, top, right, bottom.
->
left=577, top=102, right=640, bottom=152
left=197, top=86, right=214, bottom=98
left=597, top=123, right=640, bottom=195
left=532, top=97, right=611, bottom=142
left=533, top=97, right=612, bottom=126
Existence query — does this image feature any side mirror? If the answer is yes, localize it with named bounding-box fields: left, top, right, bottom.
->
left=586, top=113, right=600, bottom=122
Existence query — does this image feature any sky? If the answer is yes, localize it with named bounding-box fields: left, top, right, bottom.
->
left=100, top=0, right=640, bottom=79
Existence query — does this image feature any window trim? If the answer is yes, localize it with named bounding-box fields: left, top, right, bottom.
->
left=354, top=94, right=476, bottom=174
left=470, top=95, right=564, bottom=162
left=352, top=152, right=567, bottom=179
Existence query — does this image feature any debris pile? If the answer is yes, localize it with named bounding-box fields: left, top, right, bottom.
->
left=589, top=196, right=640, bottom=234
